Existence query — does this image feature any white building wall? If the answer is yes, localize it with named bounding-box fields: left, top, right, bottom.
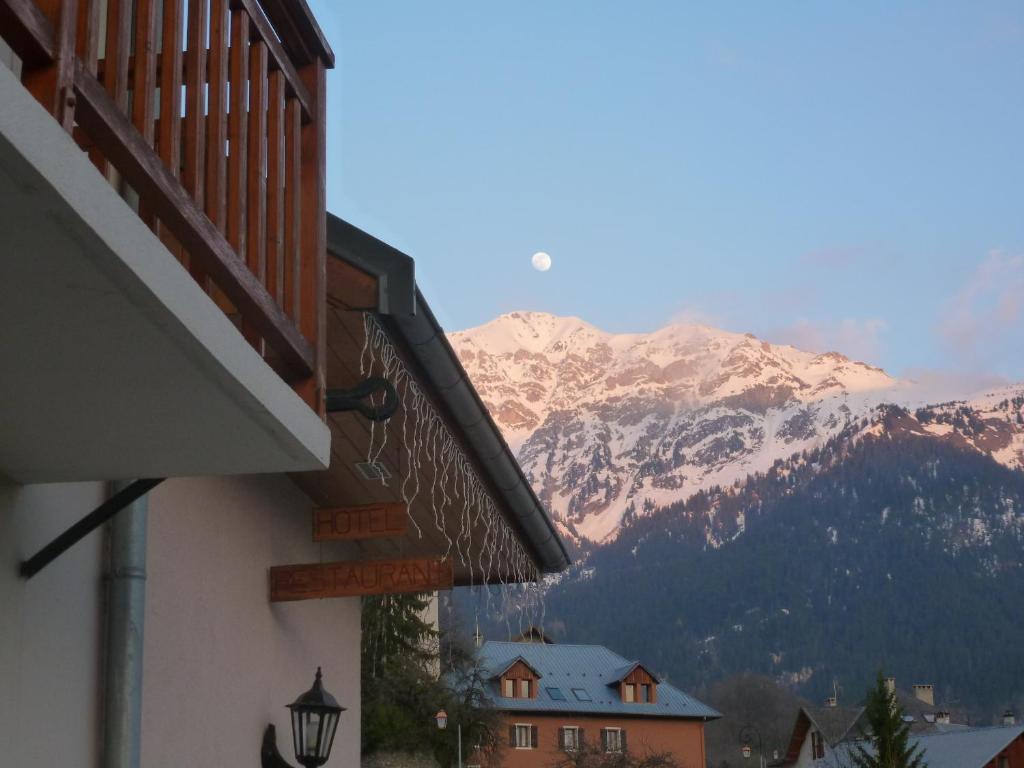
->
left=0, top=480, right=107, bottom=767
left=2, top=473, right=363, bottom=768
left=794, top=727, right=816, bottom=768
left=142, top=474, right=362, bottom=768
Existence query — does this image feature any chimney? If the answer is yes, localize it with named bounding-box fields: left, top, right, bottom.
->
left=885, top=678, right=896, bottom=696
left=1003, top=711, right=1016, bottom=726
left=936, top=711, right=951, bottom=725
left=824, top=696, right=838, bottom=708
left=473, top=619, right=484, bottom=648
left=912, top=684, right=934, bottom=706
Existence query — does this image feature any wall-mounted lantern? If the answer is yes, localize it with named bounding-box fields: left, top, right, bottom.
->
left=263, top=668, right=345, bottom=768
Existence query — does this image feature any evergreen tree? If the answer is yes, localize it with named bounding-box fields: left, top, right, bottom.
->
left=850, top=673, right=926, bottom=768
left=360, top=593, right=439, bottom=756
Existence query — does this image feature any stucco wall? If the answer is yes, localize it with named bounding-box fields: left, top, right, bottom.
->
left=0, top=480, right=107, bottom=767
left=142, top=474, right=363, bottom=768
left=484, top=713, right=707, bottom=768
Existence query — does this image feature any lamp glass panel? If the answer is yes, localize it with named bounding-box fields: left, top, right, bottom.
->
left=319, top=712, right=339, bottom=759
left=303, top=711, right=322, bottom=756
left=291, top=709, right=303, bottom=760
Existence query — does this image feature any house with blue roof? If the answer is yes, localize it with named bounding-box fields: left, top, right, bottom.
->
left=469, top=633, right=720, bottom=767
left=776, top=687, right=1024, bottom=768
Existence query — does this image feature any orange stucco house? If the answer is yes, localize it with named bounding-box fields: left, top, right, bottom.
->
left=472, top=634, right=720, bottom=767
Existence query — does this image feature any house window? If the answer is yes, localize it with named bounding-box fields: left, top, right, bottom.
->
left=503, top=679, right=514, bottom=698
left=519, top=679, right=531, bottom=698
left=560, top=726, right=580, bottom=751
left=641, top=683, right=652, bottom=702
left=512, top=724, right=536, bottom=749
left=998, top=758, right=1008, bottom=768
left=811, top=731, right=825, bottom=760
left=547, top=687, right=567, bottom=701
left=571, top=688, right=592, bottom=702
left=603, top=727, right=625, bottom=753
left=624, top=683, right=636, bottom=702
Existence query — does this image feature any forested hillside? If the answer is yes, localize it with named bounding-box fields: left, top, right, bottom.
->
left=537, top=409, right=1024, bottom=715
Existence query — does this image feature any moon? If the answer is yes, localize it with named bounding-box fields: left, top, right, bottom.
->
left=531, top=251, right=552, bottom=272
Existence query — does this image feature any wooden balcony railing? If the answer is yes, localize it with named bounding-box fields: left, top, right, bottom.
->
left=0, top=0, right=334, bottom=413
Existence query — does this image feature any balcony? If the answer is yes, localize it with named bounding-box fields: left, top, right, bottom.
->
left=0, top=0, right=332, bottom=481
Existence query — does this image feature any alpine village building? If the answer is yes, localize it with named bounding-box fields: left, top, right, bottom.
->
left=0, top=2, right=569, bottom=766
left=776, top=679, right=1024, bottom=768
left=472, top=633, right=720, bottom=767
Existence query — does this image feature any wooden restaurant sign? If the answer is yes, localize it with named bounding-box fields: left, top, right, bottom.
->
left=270, top=557, right=454, bottom=602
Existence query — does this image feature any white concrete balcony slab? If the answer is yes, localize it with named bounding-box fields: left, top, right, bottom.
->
left=0, top=63, right=330, bottom=483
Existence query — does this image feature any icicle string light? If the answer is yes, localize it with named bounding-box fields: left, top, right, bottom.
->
left=359, top=314, right=537, bottom=593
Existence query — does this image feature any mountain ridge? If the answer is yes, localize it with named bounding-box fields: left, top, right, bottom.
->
left=453, top=312, right=1016, bottom=543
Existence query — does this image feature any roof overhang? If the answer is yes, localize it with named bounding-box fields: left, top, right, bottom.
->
left=290, top=215, right=570, bottom=584
left=0, top=64, right=329, bottom=483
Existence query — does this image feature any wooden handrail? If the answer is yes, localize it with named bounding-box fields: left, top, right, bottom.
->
left=0, top=0, right=333, bottom=412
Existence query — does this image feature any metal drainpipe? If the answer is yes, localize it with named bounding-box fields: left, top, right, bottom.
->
left=101, top=479, right=149, bottom=768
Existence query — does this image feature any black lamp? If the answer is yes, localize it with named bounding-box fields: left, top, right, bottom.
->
left=263, top=668, right=345, bottom=768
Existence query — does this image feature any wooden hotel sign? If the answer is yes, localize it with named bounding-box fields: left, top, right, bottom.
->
left=270, top=557, right=454, bottom=602
left=312, top=502, right=407, bottom=542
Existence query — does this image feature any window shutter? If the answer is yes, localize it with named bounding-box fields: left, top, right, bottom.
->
left=621, top=729, right=628, bottom=752
left=557, top=727, right=564, bottom=749
left=601, top=728, right=608, bottom=751
left=579, top=727, right=585, bottom=748
left=509, top=725, right=515, bottom=747
left=531, top=725, right=538, bottom=748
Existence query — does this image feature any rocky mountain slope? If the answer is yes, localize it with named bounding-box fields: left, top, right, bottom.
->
left=451, top=312, right=910, bottom=542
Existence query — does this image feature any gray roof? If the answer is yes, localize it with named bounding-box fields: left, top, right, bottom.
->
left=830, top=724, right=1024, bottom=768
left=476, top=641, right=720, bottom=720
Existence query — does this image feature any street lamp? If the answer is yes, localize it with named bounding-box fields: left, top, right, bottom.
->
left=435, top=709, right=462, bottom=768
left=738, top=724, right=764, bottom=768
left=263, top=668, right=345, bottom=768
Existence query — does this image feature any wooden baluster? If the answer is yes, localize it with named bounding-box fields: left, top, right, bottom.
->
left=266, top=70, right=285, bottom=307
left=226, top=9, right=249, bottom=261
left=130, top=0, right=157, bottom=146
left=23, top=0, right=78, bottom=131
left=245, top=39, right=268, bottom=351
left=75, top=0, right=99, bottom=74
left=283, top=96, right=301, bottom=325
left=182, top=0, right=206, bottom=205
left=157, top=0, right=183, bottom=176
left=297, top=59, right=326, bottom=411
left=131, top=0, right=158, bottom=226
left=102, top=0, right=132, bottom=181
left=74, top=0, right=102, bottom=166
left=204, top=0, right=228, bottom=235
left=157, top=0, right=184, bottom=258
left=183, top=0, right=208, bottom=281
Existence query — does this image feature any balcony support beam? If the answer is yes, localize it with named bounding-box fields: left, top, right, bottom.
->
left=20, top=479, right=164, bottom=579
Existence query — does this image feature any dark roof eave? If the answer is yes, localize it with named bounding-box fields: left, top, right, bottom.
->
left=325, top=214, right=571, bottom=575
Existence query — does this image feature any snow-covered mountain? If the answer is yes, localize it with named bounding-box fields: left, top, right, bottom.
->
left=451, top=312, right=1023, bottom=543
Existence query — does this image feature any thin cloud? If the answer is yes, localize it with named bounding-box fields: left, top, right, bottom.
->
left=768, top=317, right=888, bottom=365
left=669, top=306, right=723, bottom=328
left=896, top=369, right=1010, bottom=407
left=937, top=250, right=1024, bottom=366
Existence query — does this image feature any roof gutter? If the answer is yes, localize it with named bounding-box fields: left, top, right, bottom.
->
left=326, top=214, right=570, bottom=575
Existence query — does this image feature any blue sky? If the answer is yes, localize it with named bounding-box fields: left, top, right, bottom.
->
left=310, top=1, right=1024, bottom=388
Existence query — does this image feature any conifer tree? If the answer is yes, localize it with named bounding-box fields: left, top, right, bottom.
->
left=850, top=673, right=926, bottom=768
